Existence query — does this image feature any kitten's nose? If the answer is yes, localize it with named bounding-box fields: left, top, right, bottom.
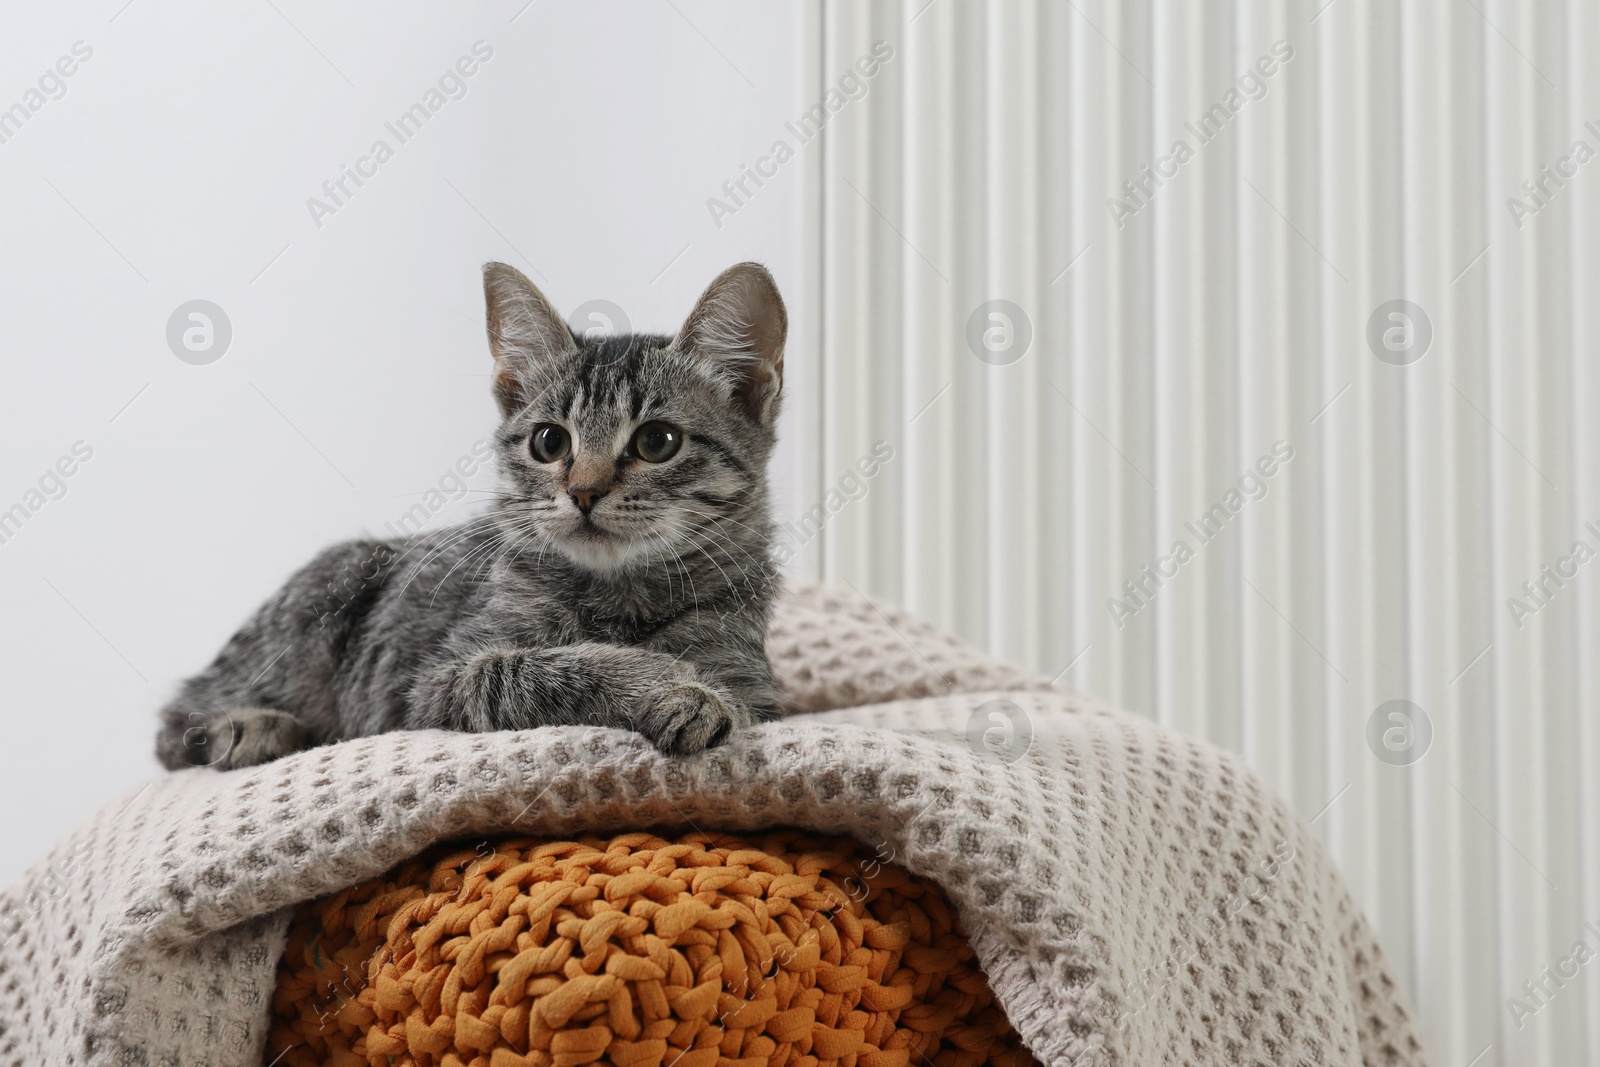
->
left=569, top=485, right=607, bottom=513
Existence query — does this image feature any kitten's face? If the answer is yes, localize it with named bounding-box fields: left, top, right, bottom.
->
left=482, top=263, right=786, bottom=574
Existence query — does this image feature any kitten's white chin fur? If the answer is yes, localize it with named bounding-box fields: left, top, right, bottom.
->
left=555, top=537, right=654, bottom=573
left=549, top=503, right=697, bottom=574
left=552, top=523, right=674, bottom=573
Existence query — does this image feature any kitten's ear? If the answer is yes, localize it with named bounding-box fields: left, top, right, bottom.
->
left=675, top=262, right=787, bottom=424
left=482, top=262, right=575, bottom=417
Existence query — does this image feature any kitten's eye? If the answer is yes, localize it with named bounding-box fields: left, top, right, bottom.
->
left=529, top=424, right=570, bottom=463
left=631, top=421, right=682, bottom=463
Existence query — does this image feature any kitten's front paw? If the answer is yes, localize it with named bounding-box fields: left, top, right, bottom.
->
left=636, top=681, right=745, bottom=755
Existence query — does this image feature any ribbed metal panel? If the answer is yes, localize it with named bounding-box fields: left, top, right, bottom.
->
left=793, top=2, right=1598, bottom=1063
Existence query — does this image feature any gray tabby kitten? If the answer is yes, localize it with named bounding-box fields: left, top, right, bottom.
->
left=156, top=261, right=786, bottom=771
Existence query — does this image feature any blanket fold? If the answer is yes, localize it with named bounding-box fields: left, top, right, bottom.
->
left=0, top=583, right=1429, bottom=1067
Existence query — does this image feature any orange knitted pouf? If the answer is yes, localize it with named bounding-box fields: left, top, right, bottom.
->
left=265, top=830, right=1038, bottom=1067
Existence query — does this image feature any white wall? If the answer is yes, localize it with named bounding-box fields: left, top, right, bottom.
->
left=0, top=1, right=805, bottom=887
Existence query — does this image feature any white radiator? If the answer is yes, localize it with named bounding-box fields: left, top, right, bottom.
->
left=783, top=2, right=1599, bottom=1063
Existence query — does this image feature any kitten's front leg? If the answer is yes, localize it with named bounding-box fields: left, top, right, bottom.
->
left=631, top=677, right=744, bottom=754
left=410, top=643, right=747, bottom=754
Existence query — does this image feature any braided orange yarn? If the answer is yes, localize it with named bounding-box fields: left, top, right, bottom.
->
left=265, top=830, right=1038, bottom=1067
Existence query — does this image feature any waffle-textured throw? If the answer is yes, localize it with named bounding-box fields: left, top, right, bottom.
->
left=0, top=583, right=1429, bottom=1067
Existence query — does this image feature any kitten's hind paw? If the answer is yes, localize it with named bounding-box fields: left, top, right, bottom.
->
left=182, top=708, right=307, bottom=770
left=635, top=681, right=745, bottom=755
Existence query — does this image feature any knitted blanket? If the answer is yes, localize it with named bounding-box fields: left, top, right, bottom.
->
left=0, top=583, right=1430, bottom=1067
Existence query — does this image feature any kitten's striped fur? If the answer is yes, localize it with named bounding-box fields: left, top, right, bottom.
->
left=156, top=262, right=786, bottom=770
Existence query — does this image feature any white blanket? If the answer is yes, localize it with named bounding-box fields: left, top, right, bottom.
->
left=0, top=583, right=1429, bottom=1066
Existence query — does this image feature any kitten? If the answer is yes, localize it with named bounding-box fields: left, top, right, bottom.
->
left=156, top=261, right=787, bottom=771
